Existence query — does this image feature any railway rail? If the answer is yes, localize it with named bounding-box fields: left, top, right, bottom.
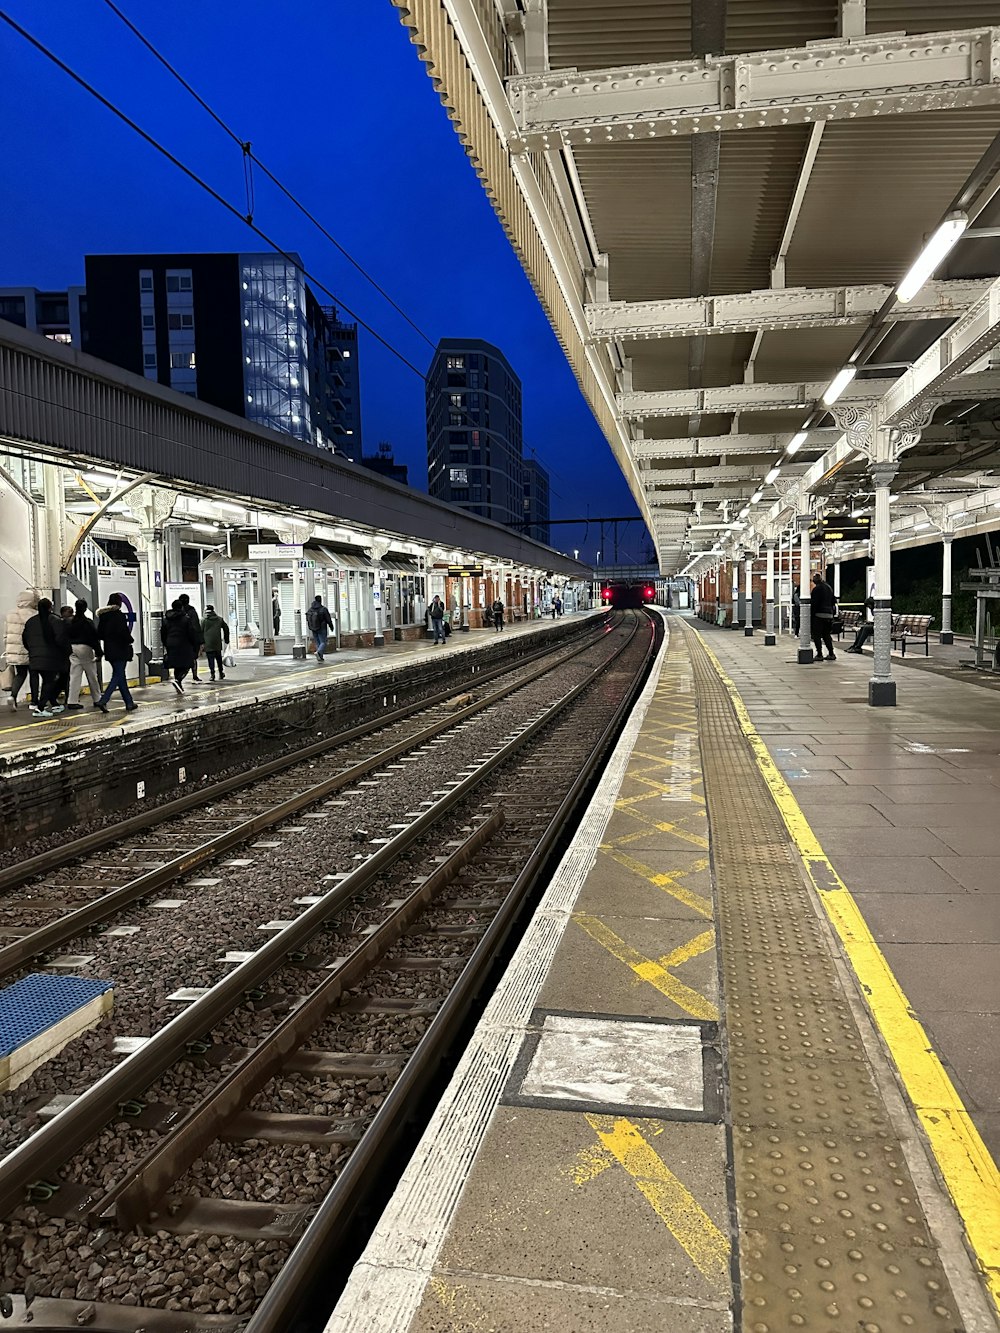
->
left=0, top=609, right=659, bottom=1331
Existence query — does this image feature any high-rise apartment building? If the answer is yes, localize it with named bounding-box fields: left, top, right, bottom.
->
left=522, top=456, right=551, bottom=545
left=426, top=339, right=525, bottom=527
left=0, top=286, right=86, bottom=346
left=80, top=252, right=360, bottom=452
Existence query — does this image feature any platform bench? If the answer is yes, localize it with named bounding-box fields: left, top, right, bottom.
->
left=838, top=610, right=862, bottom=639
left=891, top=613, right=933, bottom=656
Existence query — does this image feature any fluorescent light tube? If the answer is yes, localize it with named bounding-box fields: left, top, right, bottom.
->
left=897, top=213, right=968, bottom=303
left=786, top=432, right=807, bottom=456
left=765, top=466, right=780, bottom=484
left=822, top=365, right=857, bottom=406
left=750, top=491, right=763, bottom=504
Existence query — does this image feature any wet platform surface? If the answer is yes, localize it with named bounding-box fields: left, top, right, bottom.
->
left=329, top=610, right=1000, bottom=1333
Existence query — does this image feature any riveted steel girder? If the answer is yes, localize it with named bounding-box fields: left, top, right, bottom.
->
left=507, top=27, right=1000, bottom=148
left=634, top=431, right=841, bottom=460
left=587, top=280, right=992, bottom=341
left=621, top=380, right=896, bottom=419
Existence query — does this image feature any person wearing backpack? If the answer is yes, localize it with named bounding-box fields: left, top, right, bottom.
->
left=94, top=593, right=137, bottom=713
left=492, top=598, right=505, bottom=631
left=307, top=595, right=334, bottom=661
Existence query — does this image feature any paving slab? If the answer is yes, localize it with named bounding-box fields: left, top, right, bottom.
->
left=881, top=943, right=1000, bottom=1013
left=934, top=856, right=1000, bottom=894
left=852, top=892, right=999, bottom=942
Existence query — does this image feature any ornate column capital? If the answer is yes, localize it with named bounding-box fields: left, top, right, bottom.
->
left=125, top=483, right=178, bottom=528
left=796, top=513, right=812, bottom=533
left=869, top=461, right=899, bottom=489
left=941, top=529, right=954, bottom=545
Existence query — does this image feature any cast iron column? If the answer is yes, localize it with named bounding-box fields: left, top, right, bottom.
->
left=940, top=533, right=954, bottom=645
left=797, top=513, right=813, bottom=664
left=744, top=552, right=754, bottom=635
left=764, top=540, right=776, bottom=645
left=869, top=461, right=898, bottom=706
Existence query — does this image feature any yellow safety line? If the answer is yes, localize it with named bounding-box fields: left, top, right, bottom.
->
left=694, top=628, right=1000, bottom=1309
left=585, top=1114, right=730, bottom=1286
left=602, top=847, right=720, bottom=922
left=658, top=928, right=716, bottom=973
left=572, top=913, right=718, bottom=1020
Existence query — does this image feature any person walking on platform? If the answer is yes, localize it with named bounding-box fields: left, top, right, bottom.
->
left=307, top=595, right=334, bottom=661
left=429, top=595, right=446, bottom=644
left=791, top=584, right=801, bottom=638
left=846, top=595, right=876, bottom=654
left=65, top=600, right=102, bottom=709
left=491, top=598, right=505, bottom=631
left=177, top=593, right=204, bottom=682
left=201, top=605, right=230, bottom=680
left=3, top=588, right=39, bottom=711
left=21, top=598, right=70, bottom=717
left=95, top=593, right=137, bottom=713
left=161, top=599, right=199, bottom=693
left=810, top=571, right=837, bottom=662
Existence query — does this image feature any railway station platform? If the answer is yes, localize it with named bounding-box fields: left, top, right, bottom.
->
left=330, top=609, right=1000, bottom=1333
left=0, top=613, right=592, bottom=849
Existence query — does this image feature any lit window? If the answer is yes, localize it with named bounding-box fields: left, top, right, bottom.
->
left=450, top=467, right=469, bottom=486
left=449, top=412, right=462, bottom=426
left=46, top=332, right=72, bottom=343
left=170, top=351, right=195, bottom=369
left=343, top=350, right=351, bottom=358
left=449, top=393, right=463, bottom=408
left=446, top=355, right=465, bottom=370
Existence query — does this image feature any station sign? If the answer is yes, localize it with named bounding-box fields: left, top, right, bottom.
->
left=818, top=513, right=871, bottom=542
left=248, top=543, right=304, bottom=560
left=447, top=564, right=484, bottom=578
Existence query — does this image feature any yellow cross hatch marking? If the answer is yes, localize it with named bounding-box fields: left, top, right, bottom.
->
left=572, top=913, right=719, bottom=1020
left=602, top=849, right=714, bottom=917
left=583, top=1115, right=731, bottom=1288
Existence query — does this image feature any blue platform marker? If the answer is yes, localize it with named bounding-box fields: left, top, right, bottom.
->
left=0, top=973, right=114, bottom=1058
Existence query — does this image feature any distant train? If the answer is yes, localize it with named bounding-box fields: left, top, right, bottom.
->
left=599, top=582, right=658, bottom=609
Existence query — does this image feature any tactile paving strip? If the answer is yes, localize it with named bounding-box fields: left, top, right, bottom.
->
left=0, top=973, right=113, bottom=1056
left=680, top=623, right=962, bottom=1333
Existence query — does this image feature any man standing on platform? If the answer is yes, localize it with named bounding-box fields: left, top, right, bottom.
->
left=810, top=571, right=837, bottom=662
left=307, top=595, right=334, bottom=662
left=429, top=595, right=446, bottom=644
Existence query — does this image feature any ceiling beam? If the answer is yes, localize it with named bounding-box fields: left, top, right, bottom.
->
left=634, top=430, right=841, bottom=459
left=621, top=379, right=896, bottom=418
left=507, top=27, right=1000, bottom=148
left=587, top=279, right=991, bottom=341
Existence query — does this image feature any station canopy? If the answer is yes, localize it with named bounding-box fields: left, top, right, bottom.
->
left=395, top=0, right=1000, bottom=572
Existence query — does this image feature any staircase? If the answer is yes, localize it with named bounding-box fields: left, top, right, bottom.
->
left=63, top=536, right=121, bottom=604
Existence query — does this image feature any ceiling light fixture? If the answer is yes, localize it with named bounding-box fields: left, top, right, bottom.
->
left=786, top=432, right=807, bottom=456
left=765, top=466, right=780, bottom=484
left=750, top=491, right=763, bottom=504
left=822, top=365, right=857, bottom=406
left=896, top=212, right=968, bottom=303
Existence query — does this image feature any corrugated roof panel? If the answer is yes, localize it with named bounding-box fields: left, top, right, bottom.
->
left=547, top=0, right=690, bottom=70
left=866, top=1, right=1000, bottom=33
left=574, top=141, right=692, bottom=300
left=752, top=327, right=864, bottom=384
left=785, top=110, right=1000, bottom=288
left=713, top=126, right=813, bottom=295
left=725, top=0, right=838, bottom=53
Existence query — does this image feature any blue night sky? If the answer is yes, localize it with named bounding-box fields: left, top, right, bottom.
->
left=0, top=1, right=647, bottom=565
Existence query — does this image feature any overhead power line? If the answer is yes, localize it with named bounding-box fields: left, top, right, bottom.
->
left=0, top=9, right=427, bottom=379
left=101, top=0, right=436, bottom=352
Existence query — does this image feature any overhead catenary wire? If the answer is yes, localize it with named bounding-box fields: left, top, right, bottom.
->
left=0, top=9, right=427, bottom=379
left=100, top=0, right=437, bottom=352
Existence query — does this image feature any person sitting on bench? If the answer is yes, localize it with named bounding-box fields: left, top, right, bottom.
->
left=846, top=596, right=876, bottom=653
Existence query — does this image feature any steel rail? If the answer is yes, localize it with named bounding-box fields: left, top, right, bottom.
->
left=0, top=619, right=617, bottom=981
left=0, top=615, right=641, bottom=1223
left=246, top=611, right=660, bottom=1333
left=0, top=615, right=609, bottom=895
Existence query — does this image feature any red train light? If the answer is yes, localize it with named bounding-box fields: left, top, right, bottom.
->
left=644, top=586, right=654, bottom=599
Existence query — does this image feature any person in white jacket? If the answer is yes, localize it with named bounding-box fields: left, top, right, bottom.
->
left=3, top=588, right=39, bottom=710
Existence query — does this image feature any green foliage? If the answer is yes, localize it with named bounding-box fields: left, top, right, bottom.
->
left=838, top=569, right=976, bottom=634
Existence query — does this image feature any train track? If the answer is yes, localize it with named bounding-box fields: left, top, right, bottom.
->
left=0, top=610, right=659, bottom=1331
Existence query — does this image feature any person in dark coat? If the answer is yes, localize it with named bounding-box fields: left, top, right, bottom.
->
left=21, top=598, right=71, bottom=717
left=791, top=584, right=801, bottom=637
left=809, top=571, right=837, bottom=661
left=306, top=595, right=334, bottom=661
left=428, top=595, right=446, bottom=644
left=95, top=593, right=136, bottom=713
left=201, top=605, right=231, bottom=680
left=177, top=593, right=204, bottom=682
left=491, top=598, right=505, bottom=631
left=65, top=599, right=103, bottom=709
left=161, top=599, right=199, bottom=693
